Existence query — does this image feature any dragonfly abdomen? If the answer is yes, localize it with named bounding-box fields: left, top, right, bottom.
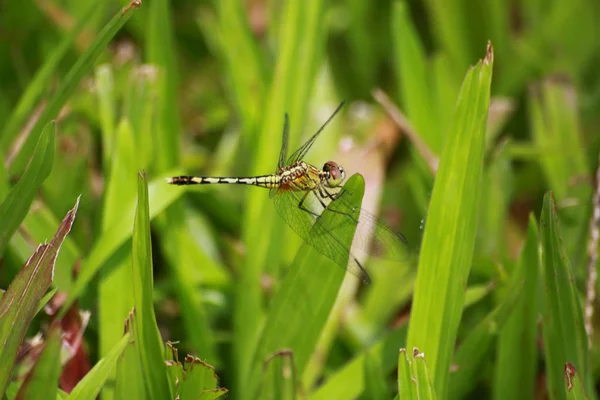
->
left=167, top=175, right=280, bottom=189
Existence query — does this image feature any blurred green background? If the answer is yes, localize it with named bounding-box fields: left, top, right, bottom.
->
left=1, top=0, right=599, bottom=399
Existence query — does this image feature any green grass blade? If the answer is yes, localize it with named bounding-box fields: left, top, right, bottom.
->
left=260, top=351, right=297, bottom=400
left=8, top=1, right=141, bottom=176
left=115, top=311, right=146, bottom=400
left=0, top=197, right=79, bottom=395
left=145, top=0, right=180, bottom=169
left=61, top=171, right=184, bottom=313
left=540, top=192, right=590, bottom=400
left=0, top=2, right=98, bottom=153
left=405, top=43, right=493, bottom=398
left=398, top=349, right=416, bottom=400
left=14, top=322, right=62, bottom=400
left=363, top=351, right=388, bottom=400
left=130, top=172, right=170, bottom=399
left=0, top=122, right=54, bottom=256
left=98, top=119, right=137, bottom=400
left=413, top=351, right=437, bottom=400
left=493, top=214, right=539, bottom=400
left=67, top=331, right=132, bottom=400
left=246, top=174, right=364, bottom=397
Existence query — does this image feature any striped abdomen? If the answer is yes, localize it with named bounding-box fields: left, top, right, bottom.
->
left=167, top=175, right=280, bottom=189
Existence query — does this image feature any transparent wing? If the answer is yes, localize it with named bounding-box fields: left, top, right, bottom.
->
left=286, top=102, right=345, bottom=165
left=327, top=188, right=412, bottom=263
left=272, top=188, right=370, bottom=283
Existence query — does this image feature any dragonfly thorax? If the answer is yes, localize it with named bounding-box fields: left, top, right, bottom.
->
left=322, top=161, right=345, bottom=188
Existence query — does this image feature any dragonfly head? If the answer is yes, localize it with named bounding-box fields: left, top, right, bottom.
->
left=323, top=161, right=345, bottom=188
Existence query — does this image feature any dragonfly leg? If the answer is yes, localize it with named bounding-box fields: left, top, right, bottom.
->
left=316, top=188, right=360, bottom=224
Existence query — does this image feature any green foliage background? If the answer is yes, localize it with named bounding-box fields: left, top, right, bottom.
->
left=0, top=0, right=599, bottom=399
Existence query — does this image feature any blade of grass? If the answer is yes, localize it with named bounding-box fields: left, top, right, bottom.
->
left=0, top=2, right=98, bottom=153
left=67, top=331, right=132, bottom=400
left=259, top=351, right=296, bottom=400
left=398, top=349, right=417, bottom=400
left=0, top=197, right=79, bottom=395
left=115, top=310, right=145, bottom=400
left=0, top=122, right=54, bottom=256
left=15, top=322, right=63, bottom=400
left=540, top=192, right=591, bottom=400
left=246, top=174, right=364, bottom=398
left=405, top=43, right=493, bottom=398
left=493, top=214, right=539, bottom=400
left=364, top=350, right=388, bottom=400
left=61, top=171, right=184, bottom=313
left=412, top=350, right=437, bottom=399
left=130, top=172, right=170, bottom=399
left=98, top=119, right=137, bottom=400
left=8, top=0, right=141, bottom=176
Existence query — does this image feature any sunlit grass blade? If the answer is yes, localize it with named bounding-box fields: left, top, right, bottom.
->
left=14, top=322, right=62, bottom=400
left=397, top=348, right=436, bottom=400
left=406, top=43, right=493, bottom=398
left=493, top=214, right=539, bottom=400
left=129, top=172, right=170, bottom=399
left=0, top=122, right=54, bottom=256
left=310, top=324, right=408, bottom=399
left=0, top=197, right=79, bottom=395
left=246, top=174, right=364, bottom=397
left=8, top=0, right=141, bottom=176
left=66, top=331, right=132, bottom=400
left=540, top=192, right=591, bottom=400
left=398, top=349, right=417, bottom=399
left=259, top=350, right=297, bottom=400
left=61, top=171, right=184, bottom=313
left=0, top=3, right=98, bottom=153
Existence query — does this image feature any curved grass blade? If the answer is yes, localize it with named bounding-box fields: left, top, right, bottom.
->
left=0, top=197, right=79, bottom=395
left=8, top=0, right=141, bottom=176
left=405, top=43, right=493, bottom=398
left=0, top=122, right=54, bottom=256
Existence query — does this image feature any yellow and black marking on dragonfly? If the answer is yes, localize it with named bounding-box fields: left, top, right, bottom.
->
left=168, top=102, right=410, bottom=283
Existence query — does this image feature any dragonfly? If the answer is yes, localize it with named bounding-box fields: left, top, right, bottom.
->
left=167, top=102, right=410, bottom=283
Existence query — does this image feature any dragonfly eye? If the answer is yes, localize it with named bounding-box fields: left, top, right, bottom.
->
left=323, top=161, right=345, bottom=187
